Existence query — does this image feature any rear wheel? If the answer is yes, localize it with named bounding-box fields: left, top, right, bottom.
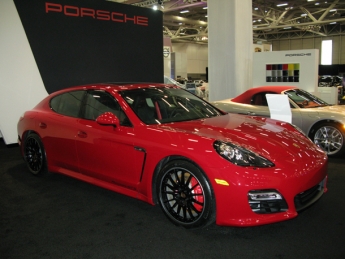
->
left=311, top=123, right=345, bottom=156
left=157, top=160, right=215, bottom=228
left=23, top=133, right=48, bottom=176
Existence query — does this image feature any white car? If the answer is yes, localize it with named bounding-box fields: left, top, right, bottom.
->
left=212, top=85, right=345, bottom=156
left=194, top=80, right=204, bottom=87
left=163, top=76, right=185, bottom=88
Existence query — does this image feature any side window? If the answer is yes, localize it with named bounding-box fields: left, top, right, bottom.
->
left=251, top=93, right=268, bottom=106
left=83, top=90, right=131, bottom=126
left=251, top=92, right=287, bottom=107
left=50, top=91, right=84, bottom=117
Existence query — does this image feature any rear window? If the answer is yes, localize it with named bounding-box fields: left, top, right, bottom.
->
left=50, top=91, right=84, bottom=117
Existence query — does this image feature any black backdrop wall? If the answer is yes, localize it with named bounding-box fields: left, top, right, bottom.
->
left=319, top=64, right=345, bottom=76
left=14, top=0, right=163, bottom=94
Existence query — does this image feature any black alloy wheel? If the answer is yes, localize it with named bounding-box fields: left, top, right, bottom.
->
left=24, top=133, right=48, bottom=176
left=157, top=160, right=215, bottom=228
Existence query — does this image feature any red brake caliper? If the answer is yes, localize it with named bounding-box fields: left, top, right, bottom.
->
left=190, top=177, right=204, bottom=212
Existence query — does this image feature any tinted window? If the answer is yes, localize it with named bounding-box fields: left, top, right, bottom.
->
left=83, top=90, right=131, bottom=126
left=121, top=87, right=222, bottom=124
left=50, top=91, right=84, bottom=117
left=251, top=93, right=268, bottom=106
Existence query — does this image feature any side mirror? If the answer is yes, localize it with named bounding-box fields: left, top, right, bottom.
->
left=96, top=112, right=120, bottom=128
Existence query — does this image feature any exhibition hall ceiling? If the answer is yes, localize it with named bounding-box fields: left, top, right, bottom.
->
left=109, top=0, right=345, bottom=44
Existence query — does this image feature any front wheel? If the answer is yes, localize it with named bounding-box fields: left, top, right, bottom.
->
left=157, top=160, right=215, bottom=228
left=23, top=133, right=48, bottom=176
left=311, top=123, right=345, bottom=156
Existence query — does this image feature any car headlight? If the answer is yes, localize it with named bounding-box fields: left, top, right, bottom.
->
left=214, top=141, right=274, bottom=167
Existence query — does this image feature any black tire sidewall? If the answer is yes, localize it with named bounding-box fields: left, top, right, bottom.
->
left=24, top=133, right=48, bottom=176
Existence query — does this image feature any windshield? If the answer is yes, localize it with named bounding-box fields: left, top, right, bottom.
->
left=121, top=87, right=223, bottom=124
left=284, top=89, right=329, bottom=108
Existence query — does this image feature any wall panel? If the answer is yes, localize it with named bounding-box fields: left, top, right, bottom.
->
left=172, top=43, right=208, bottom=76
left=340, top=37, right=345, bottom=64
left=302, top=38, right=314, bottom=49
left=279, top=40, right=290, bottom=50
left=332, top=36, right=340, bottom=64
left=290, top=39, right=303, bottom=50
left=272, top=35, right=345, bottom=65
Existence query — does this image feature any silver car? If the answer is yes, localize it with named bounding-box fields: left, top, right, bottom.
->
left=212, top=86, right=345, bottom=156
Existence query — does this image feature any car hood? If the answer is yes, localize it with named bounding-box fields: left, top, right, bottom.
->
left=159, top=113, right=326, bottom=165
left=314, top=104, right=345, bottom=113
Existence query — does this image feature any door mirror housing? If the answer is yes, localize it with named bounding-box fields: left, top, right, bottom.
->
left=96, top=112, right=120, bottom=128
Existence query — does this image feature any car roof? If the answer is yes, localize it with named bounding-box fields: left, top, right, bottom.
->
left=231, top=86, right=298, bottom=104
left=51, top=82, right=177, bottom=95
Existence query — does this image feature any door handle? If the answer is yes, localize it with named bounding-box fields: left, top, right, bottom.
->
left=77, top=131, right=87, bottom=138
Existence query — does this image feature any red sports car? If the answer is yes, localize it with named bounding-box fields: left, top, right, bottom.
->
left=17, top=83, right=328, bottom=228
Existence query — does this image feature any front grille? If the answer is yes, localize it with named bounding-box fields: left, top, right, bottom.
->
left=250, top=199, right=288, bottom=214
left=294, top=180, right=325, bottom=211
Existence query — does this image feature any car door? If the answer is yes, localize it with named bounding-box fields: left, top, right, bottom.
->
left=75, top=90, right=145, bottom=189
left=42, top=90, right=84, bottom=173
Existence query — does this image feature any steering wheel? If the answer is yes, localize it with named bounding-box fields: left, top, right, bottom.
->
left=170, top=108, right=182, bottom=118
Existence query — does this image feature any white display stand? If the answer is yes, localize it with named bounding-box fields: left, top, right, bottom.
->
left=0, top=0, right=48, bottom=144
left=266, top=94, right=292, bottom=123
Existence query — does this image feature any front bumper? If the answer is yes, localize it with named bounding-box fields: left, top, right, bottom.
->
left=210, top=160, right=328, bottom=227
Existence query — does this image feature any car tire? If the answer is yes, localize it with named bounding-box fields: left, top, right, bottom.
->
left=23, top=133, right=48, bottom=176
left=311, top=123, right=345, bottom=156
left=157, top=159, right=215, bottom=228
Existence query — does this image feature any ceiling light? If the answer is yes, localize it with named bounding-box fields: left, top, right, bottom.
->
left=301, top=13, right=307, bottom=16
left=203, top=7, right=208, bottom=9
left=329, top=9, right=336, bottom=12
left=180, top=10, right=189, bottom=13
left=152, top=5, right=158, bottom=10
left=277, top=3, right=288, bottom=7
left=329, top=22, right=337, bottom=24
